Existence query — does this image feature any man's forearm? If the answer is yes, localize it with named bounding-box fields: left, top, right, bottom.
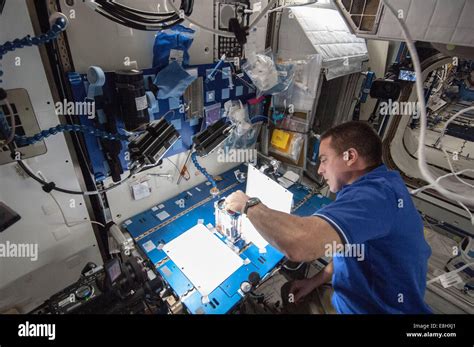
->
left=243, top=200, right=341, bottom=262
left=246, top=202, right=308, bottom=259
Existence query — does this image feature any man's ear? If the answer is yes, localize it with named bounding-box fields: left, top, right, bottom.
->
left=343, top=148, right=358, bottom=165
left=343, top=151, right=349, bottom=161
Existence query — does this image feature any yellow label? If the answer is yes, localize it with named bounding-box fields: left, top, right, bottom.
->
left=271, top=129, right=291, bottom=150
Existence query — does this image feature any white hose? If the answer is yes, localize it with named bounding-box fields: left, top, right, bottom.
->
left=382, top=0, right=474, bottom=207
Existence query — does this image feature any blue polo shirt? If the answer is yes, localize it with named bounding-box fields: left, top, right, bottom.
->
left=314, top=164, right=432, bottom=314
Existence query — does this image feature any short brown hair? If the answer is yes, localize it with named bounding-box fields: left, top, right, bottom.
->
left=320, top=121, right=382, bottom=166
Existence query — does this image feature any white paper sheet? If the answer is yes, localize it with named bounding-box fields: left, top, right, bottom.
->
left=241, top=165, right=293, bottom=249
left=163, top=224, right=244, bottom=297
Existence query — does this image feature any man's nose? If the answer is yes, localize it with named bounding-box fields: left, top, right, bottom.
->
left=317, top=166, right=323, bottom=175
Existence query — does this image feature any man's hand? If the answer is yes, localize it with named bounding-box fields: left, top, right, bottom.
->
left=289, top=278, right=319, bottom=304
left=225, top=190, right=250, bottom=214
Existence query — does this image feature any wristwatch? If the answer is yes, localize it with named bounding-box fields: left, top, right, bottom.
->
left=243, top=197, right=261, bottom=215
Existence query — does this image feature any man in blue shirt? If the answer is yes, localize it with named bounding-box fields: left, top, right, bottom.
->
left=225, top=121, right=432, bottom=313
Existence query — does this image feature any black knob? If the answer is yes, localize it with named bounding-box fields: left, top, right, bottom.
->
left=248, top=272, right=261, bottom=287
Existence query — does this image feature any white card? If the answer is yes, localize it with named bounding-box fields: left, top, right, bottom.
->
left=241, top=165, right=293, bottom=249
left=163, top=224, right=244, bottom=296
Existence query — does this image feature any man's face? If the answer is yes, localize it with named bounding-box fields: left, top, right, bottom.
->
left=317, top=137, right=352, bottom=193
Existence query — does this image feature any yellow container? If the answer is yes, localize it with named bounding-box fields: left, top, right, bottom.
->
left=271, top=129, right=293, bottom=153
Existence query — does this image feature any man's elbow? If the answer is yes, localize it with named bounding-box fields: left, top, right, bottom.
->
left=283, top=245, right=315, bottom=263
left=284, top=251, right=305, bottom=262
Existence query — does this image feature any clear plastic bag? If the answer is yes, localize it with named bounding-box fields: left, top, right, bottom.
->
left=291, top=54, right=321, bottom=95
left=224, top=125, right=261, bottom=150
left=223, top=100, right=261, bottom=150
left=279, top=115, right=309, bottom=133
left=271, top=86, right=295, bottom=122
left=242, top=49, right=295, bottom=96
left=266, top=60, right=295, bottom=95
left=269, top=128, right=304, bottom=164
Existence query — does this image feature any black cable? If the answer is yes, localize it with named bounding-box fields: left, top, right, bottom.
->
left=94, top=7, right=181, bottom=31
left=180, top=0, right=194, bottom=16
left=15, top=156, right=84, bottom=195
left=92, top=1, right=190, bottom=31
left=100, top=0, right=194, bottom=17
left=10, top=144, right=133, bottom=195
left=98, top=1, right=179, bottom=24
left=94, top=8, right=183, bottom=31
left=100, top=9, right=178, bottom=25
left=96, top=5, right=178, bottom=26
left=104, top=1, right=175, bottom=17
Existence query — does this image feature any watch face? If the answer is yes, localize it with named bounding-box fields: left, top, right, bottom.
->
left=244, top=198, right=261, bottom=214
left=245, top=198, right=261, bottom=213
